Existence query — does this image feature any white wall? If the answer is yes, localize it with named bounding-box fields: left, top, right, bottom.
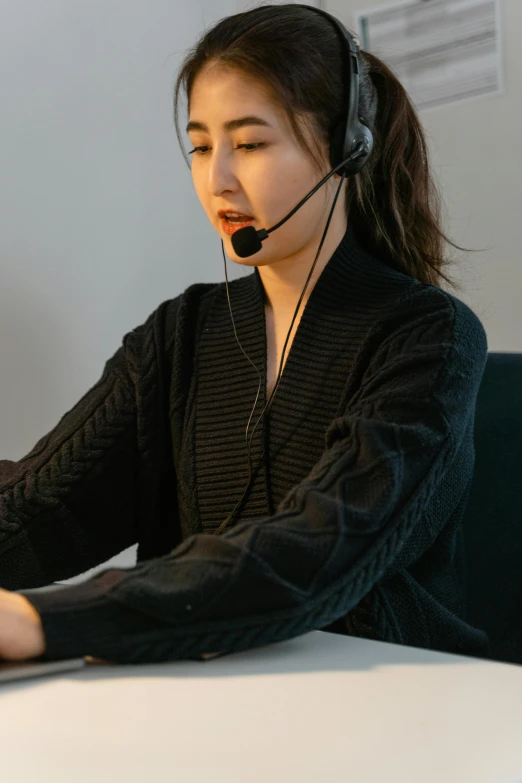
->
left=329, top=0, right=521, bottom=348
left=0, top=1, right=319, bottom=585
left=0, top=0, right=255, bottom=467
left=0, top=0, right=513, bottom=585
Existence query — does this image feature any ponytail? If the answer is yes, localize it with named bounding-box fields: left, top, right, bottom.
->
left=351, top=51, right=464, bottom=292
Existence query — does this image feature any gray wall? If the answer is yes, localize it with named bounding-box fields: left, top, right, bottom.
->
left=330, top=0, right=520, bottom=347
left=0, top=1, right=514, bottom=585
left=0, top=1, right=319, bottom=584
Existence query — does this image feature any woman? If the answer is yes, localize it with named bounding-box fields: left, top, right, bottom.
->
left=0, top=4, right=489, bottom=665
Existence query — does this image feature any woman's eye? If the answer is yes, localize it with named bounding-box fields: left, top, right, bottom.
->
left=238, top=143, right=263, bottom=152
left=188, top=143, right=264, bottom=156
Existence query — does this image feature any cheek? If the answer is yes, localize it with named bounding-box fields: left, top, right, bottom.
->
left=251, top=159, right=310, bottom=213
left=191, top=169, right=202, bottom=194
left=192, top=174, right=212, bottom=213
left=266, top=165, right=325, bottom=222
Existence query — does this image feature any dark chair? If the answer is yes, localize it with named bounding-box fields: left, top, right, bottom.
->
left=462, top=352, right=522, bottom=666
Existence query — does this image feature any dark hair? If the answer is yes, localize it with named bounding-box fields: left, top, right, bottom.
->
left=173, top=2, right=467, bottom=292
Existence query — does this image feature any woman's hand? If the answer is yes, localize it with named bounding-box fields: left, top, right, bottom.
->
left=0, top=589, right=116, bottom=665
left=0, top=588, right=46, bottom=661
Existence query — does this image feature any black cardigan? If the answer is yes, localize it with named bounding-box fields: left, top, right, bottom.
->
left=0, top=223, right=490, bottom=663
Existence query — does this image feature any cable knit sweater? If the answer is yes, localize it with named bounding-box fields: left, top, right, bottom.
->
left=0, top=224, right=490, bottom=664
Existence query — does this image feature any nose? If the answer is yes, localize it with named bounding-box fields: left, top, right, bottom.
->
left=208, top=146, right=238, bottom=197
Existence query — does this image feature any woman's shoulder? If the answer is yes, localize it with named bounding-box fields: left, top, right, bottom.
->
left=146, top=275, right=252, bottom=354
left=136, top=280, right=221, bottom=342
left=381, top=279, right=487, bottom=351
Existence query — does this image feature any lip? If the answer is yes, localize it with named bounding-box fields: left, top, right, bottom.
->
left=220, top=216, right=255, bottom=235
left=217, top=209, right=254, bottom=220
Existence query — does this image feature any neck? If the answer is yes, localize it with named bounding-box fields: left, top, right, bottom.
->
left=257, top=212, right=348, bottom=323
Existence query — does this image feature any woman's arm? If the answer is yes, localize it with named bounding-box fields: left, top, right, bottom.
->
left=0, top=299, right=176, bottom=591
left=16, top=286, right=488, bottom=664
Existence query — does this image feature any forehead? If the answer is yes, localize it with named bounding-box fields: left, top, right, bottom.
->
left=188, top=64, right=285, bottom=128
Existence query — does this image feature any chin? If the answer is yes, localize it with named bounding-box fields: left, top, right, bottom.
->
left=220, top=233, right=260, bottom=266
left=228, top=252, right=264, bottom=268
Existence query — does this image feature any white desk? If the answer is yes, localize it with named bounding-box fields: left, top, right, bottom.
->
left=1, top=630, right=521, bottom=783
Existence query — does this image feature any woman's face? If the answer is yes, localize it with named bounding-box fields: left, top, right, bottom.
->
left=187, top=63, right=345, bottom=268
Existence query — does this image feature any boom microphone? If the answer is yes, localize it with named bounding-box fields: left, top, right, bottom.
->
left=230, top=143, right=366, bottom=258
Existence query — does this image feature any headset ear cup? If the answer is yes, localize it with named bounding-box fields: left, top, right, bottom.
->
left=329, top=120, right=346, bottom=171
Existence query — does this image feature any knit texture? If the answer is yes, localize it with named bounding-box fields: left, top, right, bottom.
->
left=0, top=223, right=490, bottom=664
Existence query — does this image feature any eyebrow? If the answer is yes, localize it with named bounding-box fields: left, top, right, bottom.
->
left=186, top=115, right=273, bottom=133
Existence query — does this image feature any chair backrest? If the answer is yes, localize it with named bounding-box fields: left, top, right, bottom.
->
left=461, top=352, right=522, bottom=666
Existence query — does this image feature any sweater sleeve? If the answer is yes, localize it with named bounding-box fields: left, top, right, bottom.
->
left=18, top=286, right=488, bottom=664
left=0, top=303, right=168, bottom=591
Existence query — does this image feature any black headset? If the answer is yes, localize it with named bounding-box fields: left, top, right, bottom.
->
left=309, top=5, right=374, bottom=177
left=214, top=5, right=374, bottom=535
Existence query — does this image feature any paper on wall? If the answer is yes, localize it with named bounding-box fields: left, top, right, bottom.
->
left=355, top=0, right=503, bottom=111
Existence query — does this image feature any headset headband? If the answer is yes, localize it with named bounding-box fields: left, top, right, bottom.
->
left=299, top=4, right=374, bottom=176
